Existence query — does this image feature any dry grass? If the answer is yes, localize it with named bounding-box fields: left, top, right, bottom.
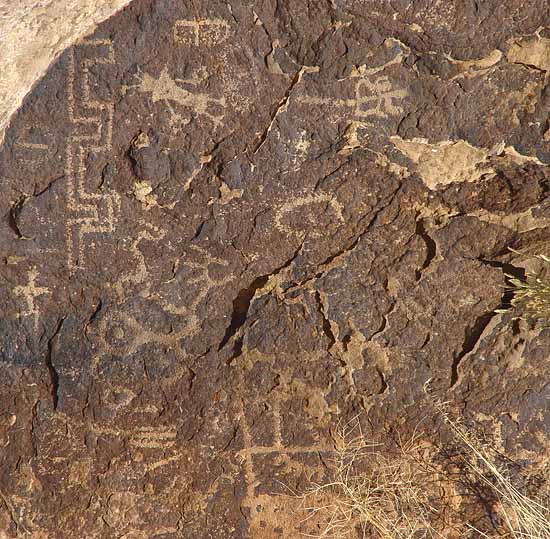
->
left=501, top=253, right=550, bottom=324
left=296, top=419, right=444, bottom=539
left=440, top=411, right=550, bottom=539
left=295, top=411, right=550, bottom=539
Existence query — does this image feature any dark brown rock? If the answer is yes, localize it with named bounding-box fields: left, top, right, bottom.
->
left=0, top=1, right=549, bottom=537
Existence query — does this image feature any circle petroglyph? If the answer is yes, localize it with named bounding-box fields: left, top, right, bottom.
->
left=1, top=1, right=550, bottom=537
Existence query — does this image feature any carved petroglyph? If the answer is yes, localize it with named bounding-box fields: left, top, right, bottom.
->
left=298, top=72, right=406, bottom=129
left=90, top=396, right=182, bottom=468
left=91, top=424, right=177, bottom=450
left=14, top=140, right=50, bottom=166
left=96, top=310, right=185, bottom=357
left=113, top=224, right=165, bottom=300
left=66, top=38, right=121, bottom=270
left=15, top=142, right=49, bottom=150
left=354, top=75, right=407, bottom=122
left=95, top=236, right=234, bottom=361
left=13, top=268, right=50, bottom=332
left=139, top=67, right=225, bottom=129
left=279, top=128, right=311, bottom=171
left=235, top=352, right=335, bottom=536
left=292, top=129, right=310, bottom=163
left=91, top=417, right=183, bottom=538
left=274, top=192, right=344, bottom=237
left=128, top=426, right=177, bottom=449
left=155, top=245, right=234, bottom=323
left=173, top=18, right=230, bottom=47
left=238, top=397, right=333, bottom=536
left=297, top=42, right=407, bottom=145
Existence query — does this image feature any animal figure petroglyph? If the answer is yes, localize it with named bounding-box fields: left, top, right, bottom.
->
left=156, top=245, right=234, bottom=322
left=139, top=68, right=225, bottom=129
left=275, top=192, right=345, bottom=237
left=95, top=240, right=233, bottom=360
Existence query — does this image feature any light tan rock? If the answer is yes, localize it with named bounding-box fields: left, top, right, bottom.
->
left=391, top=136, right=543, bottom=189
left=506, top=35, right=550, bottom=71
left=0, top=0, right=132, bottom=145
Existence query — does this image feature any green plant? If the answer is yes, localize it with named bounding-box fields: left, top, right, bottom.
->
left=502, top=254, right=550, bottom=324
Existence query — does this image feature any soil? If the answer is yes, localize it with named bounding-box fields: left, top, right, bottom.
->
left=0, top=1, right=549, bottom=537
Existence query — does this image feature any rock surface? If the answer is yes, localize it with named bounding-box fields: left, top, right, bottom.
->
left=0, top=1, right=549, bottom=537
left=0, top=0, right=131, bottom=146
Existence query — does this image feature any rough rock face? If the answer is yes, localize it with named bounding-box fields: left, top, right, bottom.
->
left=0, top=1, right=549, bottom=537
left=0, top=0, right=132, bottom=146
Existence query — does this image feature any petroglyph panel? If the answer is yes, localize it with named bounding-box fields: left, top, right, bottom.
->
left=2, top=1, right=550, bottom=538
left=296, top=72, right=407, bottom=126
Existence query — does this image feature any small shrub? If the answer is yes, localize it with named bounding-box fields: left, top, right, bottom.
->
left=503, top=254, right=550, bottom=324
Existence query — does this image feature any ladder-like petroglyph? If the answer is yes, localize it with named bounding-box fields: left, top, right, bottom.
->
left=13, top=140, right=50, bottom=166
left=90, top=419, right=183, bottom=538
left=65, top=38, right=121, bottom=270
left=235, top=353, right=335, bottom=536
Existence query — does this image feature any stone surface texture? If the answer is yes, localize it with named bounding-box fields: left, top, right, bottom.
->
left=0, top=0, right=549, bottom=538
left=0, top=0, right=131, bottom=145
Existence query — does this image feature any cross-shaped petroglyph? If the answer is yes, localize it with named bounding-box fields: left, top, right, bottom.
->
left=139, top=67, right=226, bottom=129
left=173, top=18, right=230, bottom=47
left=13, top=268, right=50, bottom=332
left=65, top=38, right=121, bottom=270
left=234, top=352, right=335, bottom=535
